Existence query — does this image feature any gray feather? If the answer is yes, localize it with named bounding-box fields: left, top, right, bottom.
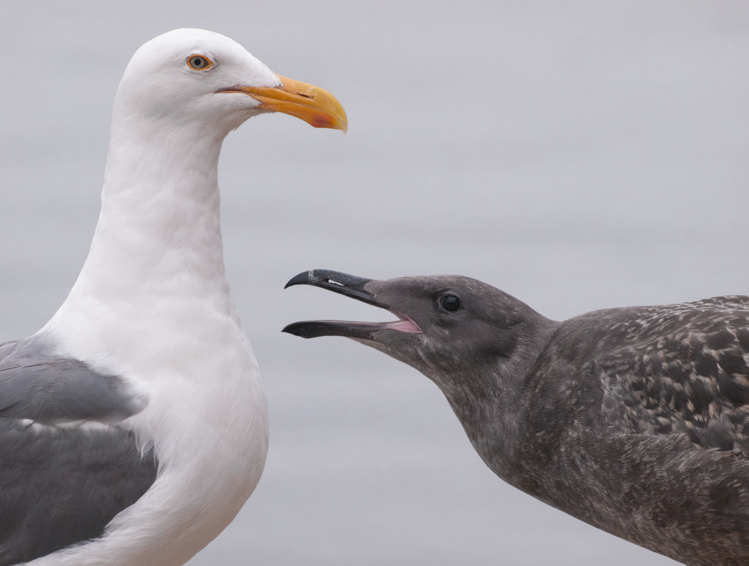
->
left=0, top=335, right=146, bottom=424
left=0, top=335, right=157, bottom=565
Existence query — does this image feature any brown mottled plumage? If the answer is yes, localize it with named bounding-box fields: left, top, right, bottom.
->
left=284, top=270, right=749, bottom=566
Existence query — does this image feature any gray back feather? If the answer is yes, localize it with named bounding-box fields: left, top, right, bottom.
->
left=0, top=335, right=146, bottom=423
left=0, top=334, right=157, bottom=564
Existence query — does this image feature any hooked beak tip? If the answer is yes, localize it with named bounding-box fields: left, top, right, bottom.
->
left=284, top=271, right=311, bottom=289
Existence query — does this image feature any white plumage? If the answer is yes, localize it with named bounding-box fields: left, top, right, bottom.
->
left=0, top=28, right=345, bottom=566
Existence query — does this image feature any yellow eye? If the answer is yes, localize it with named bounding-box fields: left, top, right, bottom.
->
left=187, top=55, right=213, bottom=71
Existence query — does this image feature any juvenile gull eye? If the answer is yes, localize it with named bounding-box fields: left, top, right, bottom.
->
left=187, top=55, right=213, bottom=70
left=440, top=295, right=461, bottom=312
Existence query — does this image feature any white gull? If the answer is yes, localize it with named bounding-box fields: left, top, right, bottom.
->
left=0, top=28, right=346, bottom=566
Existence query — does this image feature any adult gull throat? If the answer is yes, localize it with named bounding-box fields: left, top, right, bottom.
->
left=284, top=269, right=749, bottom=566
left=0, top=29, right=345, bottom=566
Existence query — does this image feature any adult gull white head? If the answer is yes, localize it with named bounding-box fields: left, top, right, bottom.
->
left=0, top=28, right=346, bottom=566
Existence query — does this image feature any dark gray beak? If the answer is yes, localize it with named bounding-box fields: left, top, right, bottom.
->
left=282, top=269, right=421, bottom=339
left=285, top=270, right=378, bottom=306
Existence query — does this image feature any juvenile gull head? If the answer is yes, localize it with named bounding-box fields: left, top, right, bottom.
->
left=283, top=269, right=554, bottom=393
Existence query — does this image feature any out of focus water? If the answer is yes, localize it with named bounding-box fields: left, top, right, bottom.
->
left=2, top=2, right=748, bottom=564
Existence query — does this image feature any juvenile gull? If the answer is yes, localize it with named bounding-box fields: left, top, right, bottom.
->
left=284, top=269, right=749, bottom=566
left=0, top=30, right=346, bottom=566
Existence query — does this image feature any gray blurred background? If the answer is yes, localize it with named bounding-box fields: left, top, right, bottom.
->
left=2, top=1, right=748, bottom=565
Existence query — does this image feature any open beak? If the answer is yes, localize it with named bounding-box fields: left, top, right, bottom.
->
left=217, top=75, right=347, bottom=133
left=282, top=270, right=421, bottom=339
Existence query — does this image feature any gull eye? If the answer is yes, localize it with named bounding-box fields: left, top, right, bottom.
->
left=187, top=55, right=213, bottom=71
left=440, top=295, right=461, bottom=312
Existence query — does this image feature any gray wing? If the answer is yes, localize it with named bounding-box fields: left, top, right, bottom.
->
left=0, top=337, right=146, bottom=423
left=592, top=296, right=749, bottom=455
left=0, top=335, right=157, bottom=566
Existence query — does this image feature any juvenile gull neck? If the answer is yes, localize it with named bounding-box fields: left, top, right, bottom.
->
left=432, top=314, right=561, bottom=482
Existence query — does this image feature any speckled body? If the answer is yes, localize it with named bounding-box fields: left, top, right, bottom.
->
left=425, top=293, right=749, bottom=566
left=481, top=296, right=749, bottom=566
left=286, top=272, right=749, bottom=565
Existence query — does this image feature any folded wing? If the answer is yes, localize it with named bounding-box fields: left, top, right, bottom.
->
left=596, top=296, right=749, bottom=455
left=0, top=336, right=157, bottom=565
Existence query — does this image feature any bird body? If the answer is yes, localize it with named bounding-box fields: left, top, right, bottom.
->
left=35, top=60, right=266, bottom=564
left=284, top=270, right=749, bottom=566
left=508, top=296, right=749, bottom=566
left=0, top=29, right=346, bottom=565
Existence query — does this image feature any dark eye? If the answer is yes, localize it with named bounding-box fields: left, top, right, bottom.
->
left=187, top=55, right=213, bottom=71
left=440, top=295, right=461, bottom=312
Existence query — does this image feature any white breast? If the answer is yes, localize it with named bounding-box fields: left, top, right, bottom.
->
left=26, top=88, right=270, bottom=565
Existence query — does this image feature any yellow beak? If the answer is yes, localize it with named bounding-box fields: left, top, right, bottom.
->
left=219, top=74, right=348, bottom=133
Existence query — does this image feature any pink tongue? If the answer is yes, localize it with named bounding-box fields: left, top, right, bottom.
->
left=383, top=319, right=421, bottom=333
